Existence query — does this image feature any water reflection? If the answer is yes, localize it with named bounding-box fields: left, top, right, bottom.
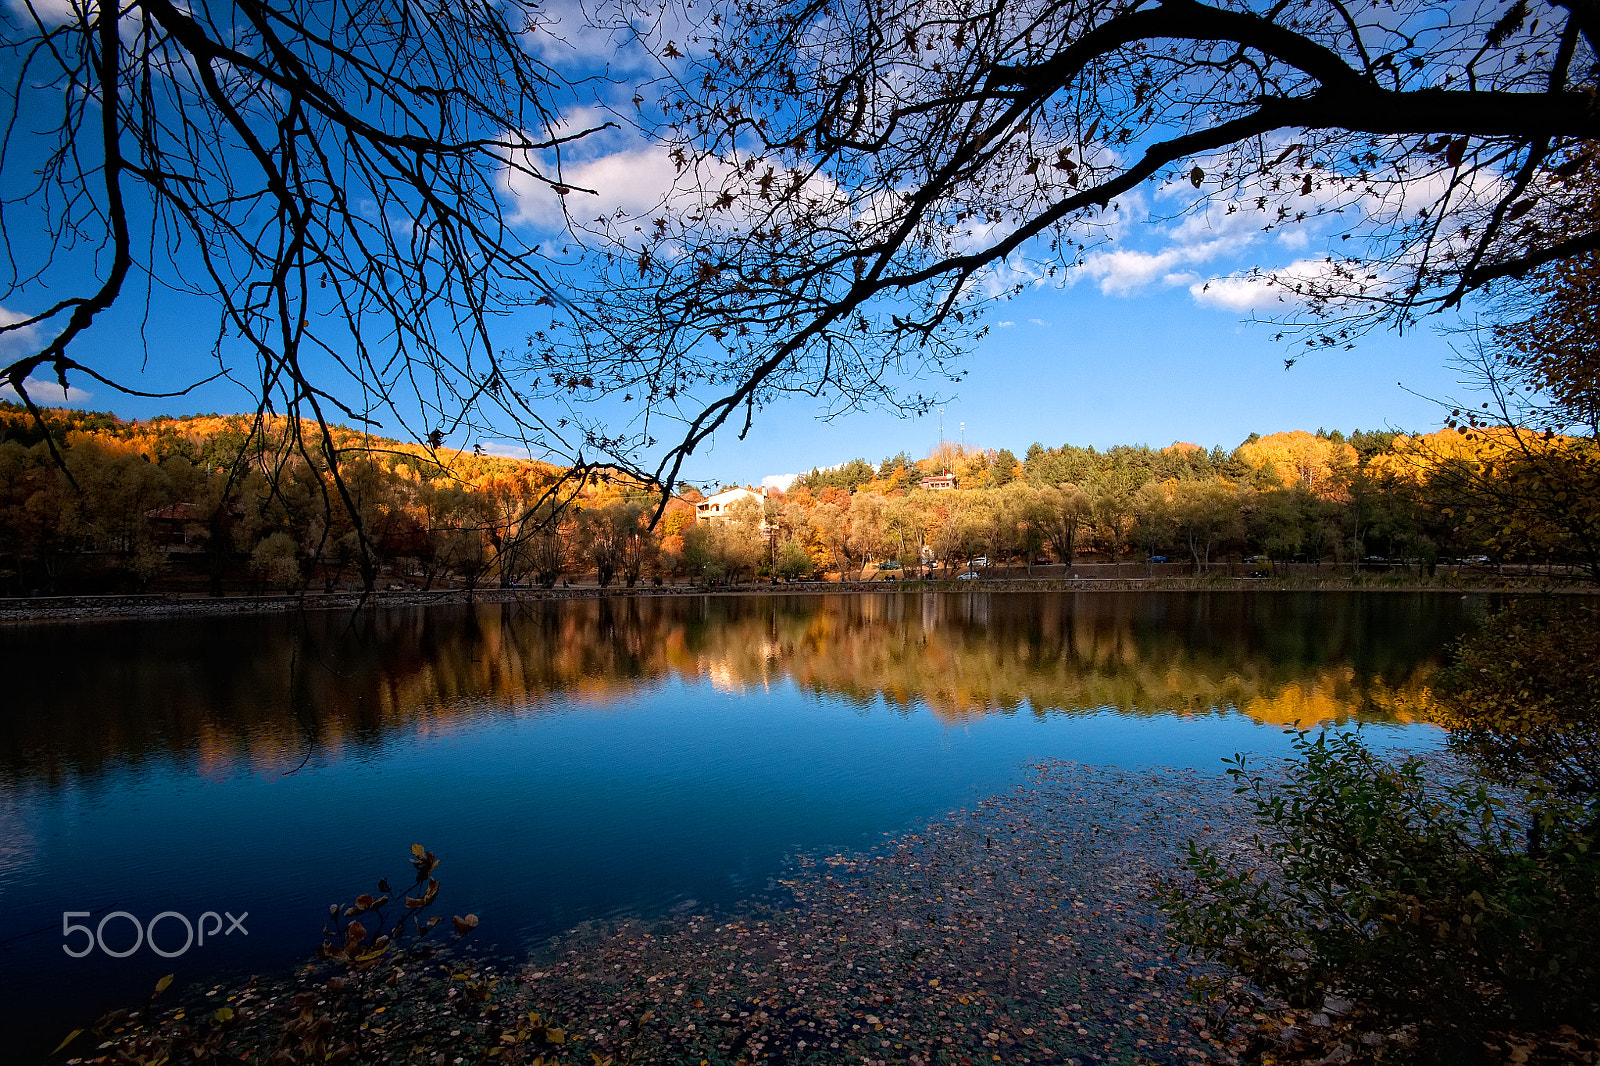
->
left=1, top=590, right=1462, bottom=783
left=0, top=590, right=1471, bottom=1060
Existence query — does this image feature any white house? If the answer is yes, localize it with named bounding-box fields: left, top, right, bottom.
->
left=694, top=486, right=767, bottom=525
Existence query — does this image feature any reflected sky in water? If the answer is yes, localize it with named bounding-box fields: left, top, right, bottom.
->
left=0, top=590, right=1476, bottom=1054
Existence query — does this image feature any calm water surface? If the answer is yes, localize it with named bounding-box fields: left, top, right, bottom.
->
left=0, top=590, right=1476, bottom=1055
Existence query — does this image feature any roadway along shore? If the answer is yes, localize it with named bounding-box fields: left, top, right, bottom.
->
left=0, top=570, right=1590, bottom=625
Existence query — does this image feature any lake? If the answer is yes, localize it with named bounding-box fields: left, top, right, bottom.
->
left=0, top=590, right=1478, bottom=1058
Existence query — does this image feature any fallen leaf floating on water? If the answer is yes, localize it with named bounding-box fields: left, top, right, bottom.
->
left=514, top=761, right=1255, bottom=1066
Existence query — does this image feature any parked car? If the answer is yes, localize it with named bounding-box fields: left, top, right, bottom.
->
left=969, top=557, right=989, bottom=568
left=1033, top=556, right=1051, bottom=565
left=878, top=559, right=901, bottom=570
left=1244, top=555, right=1268, bottom=564
left=1462, top=554, right=1491, bottom=564
left=956, top=571, right=980, bottom=581
left=1146, top=555, right=1168, bottom=564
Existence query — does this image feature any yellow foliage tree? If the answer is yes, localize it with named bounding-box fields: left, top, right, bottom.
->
left=1236, top=431, right=1357, bottom=498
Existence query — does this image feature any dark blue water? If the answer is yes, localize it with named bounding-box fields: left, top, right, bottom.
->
left=0, top=590, right=1476, bottom=1057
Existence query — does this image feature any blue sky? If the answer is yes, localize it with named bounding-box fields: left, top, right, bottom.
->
left=0, top=231, right=1473, bottom=492
left=0, top=1, right=1484, bottom=492
left=691, top=283, right=1469, bottom=490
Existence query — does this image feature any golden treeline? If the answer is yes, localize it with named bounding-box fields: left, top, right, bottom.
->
left=0, top=406, right=667, bottom=595
left=3, top=403, right=1594, bottom=596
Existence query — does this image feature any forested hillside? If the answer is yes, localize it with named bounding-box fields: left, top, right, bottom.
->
left=2, top=403, right=1595, bottom=596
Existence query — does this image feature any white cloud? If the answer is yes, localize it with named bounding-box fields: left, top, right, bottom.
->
left=520, top=0, right=700, bottom=79
left=498, top=124, right=821, bottom=245
left=473, top=440, right=536, bottom=459
left=1077, top=192, right=1267, bottom=297
left=0, top=307, right=87, bottom=404
left=989, top=137, right=1515, bottom=324
left=0, top=305, right=92, bottom=403
left=761, top=473, right=797, bottom=491
left=1028, top=318, right=1048, bottom=327
left=0, top=375, right=93, bottom=405
left=1081, top=248, right=1187, bottom=295
left=1189, top=273, right=1288, bottom=312
left=502, top=140, right=684, bottom=232
left=7, top=0, right=91, bottom=28
left=1277, top=229, right=1311, bottom=251
left=995, top=321, right=1015, bottom=328
left=1189, top=257, right=1386, bottom=312
left=0, top=304, right=39, bottom=339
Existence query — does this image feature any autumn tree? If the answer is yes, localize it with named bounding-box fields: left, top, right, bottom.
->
left=985, top=449, right=1021, bottom=489
left=1169, top=480, right=1246, bottom=570
left=1248, top=487, right=1306, bottom=567
left=1236, top=431, right=1357, bottom=498
left=1477, top=159, right=1600, bottom=445
left=877, top=451, right=917, bottom=487
left=1039, top=483, right=1094, bottom=564
left=681, top=513, right=764, bottom=582
left=798, top=459, right=878, bottom=493
left=809, top=502, right=852, bottom=576
left=927, top=441, right=968, bottom=478
left=846, top=492, right=890, bottom=577
left=0, top=0, right=631, bottom=592
left=525, top=501, right=571, bottom=588
left=883, top=495, right=929, bottom=571
left=1091, top=476, right=1139, bottom=559
left=1427, top=432, right=1600, bottom=576
left=920, top=493, right=967, bottom=570
left=617, top=504, right=660, bottom=586
left=576, top=499, right=659, bottom=587
left=410, top=483, right=485, bottom=590
left=768, top=538, right=808, bottom=579
left=1434, top=179, right=1600, bottom=578
left=1131, top=482, right=1176, bottom=563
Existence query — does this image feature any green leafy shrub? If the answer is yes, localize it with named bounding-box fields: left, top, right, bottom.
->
left=1163, top=730, right=1600, bottom=1064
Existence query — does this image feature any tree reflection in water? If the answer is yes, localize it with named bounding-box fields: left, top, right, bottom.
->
left=0, top=591, right=1469, bottom=782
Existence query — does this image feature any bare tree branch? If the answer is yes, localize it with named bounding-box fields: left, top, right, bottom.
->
left=538, top=0, right=1600, bottom=493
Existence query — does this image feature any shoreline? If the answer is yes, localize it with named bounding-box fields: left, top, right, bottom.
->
left=1, top=573, right=1590, bottom=626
